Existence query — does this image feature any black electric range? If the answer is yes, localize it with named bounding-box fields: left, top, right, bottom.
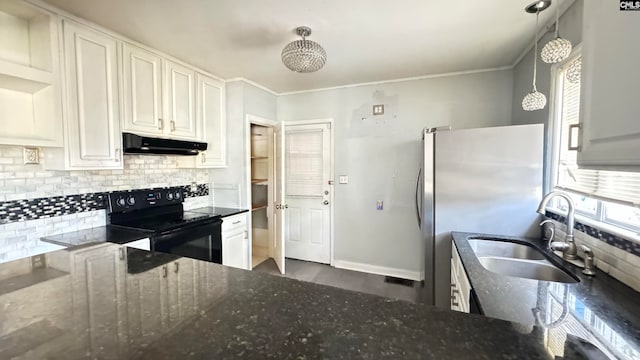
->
left=107, top=187, right=222, bottom=271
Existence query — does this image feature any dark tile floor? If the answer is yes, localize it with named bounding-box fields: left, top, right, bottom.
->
left=253, top=258, right=420, bottom=303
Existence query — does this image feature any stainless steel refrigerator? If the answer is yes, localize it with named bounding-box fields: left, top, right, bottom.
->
left=417, top=124, right=544, bottom=308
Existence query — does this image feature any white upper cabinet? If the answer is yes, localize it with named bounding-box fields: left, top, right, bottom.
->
left=164, top=60, right=198, bottom=139
left=122, top=43, right=163, bottom=135
left=0, top=0, right=63, bottom=147
left=196, top=73, right=226, bottom=167
left=50, top=21, right=122, bottom=169
left=578, top=0, right=640, bottom=170
left=122, top=45, right=204, bottom=141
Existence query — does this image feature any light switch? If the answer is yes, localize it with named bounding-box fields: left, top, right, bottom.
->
left=339, top=175, right=349, bottom=184
left=376, top=200, right=383, bottom=210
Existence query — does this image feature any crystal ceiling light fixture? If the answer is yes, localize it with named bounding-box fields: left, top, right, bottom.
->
left=541, top=6, right=572, bottom=64
left=522, top=1, right=551, bottom=112
left=566, top=57, right=582, bottom=84
left=281, top=26, right=327, bottom=73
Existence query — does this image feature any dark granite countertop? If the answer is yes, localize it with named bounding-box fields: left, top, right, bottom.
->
left=0, top=241, right=620, bottom=359
left=40, top=225, right=152, bottom=247
left=187, top=206, right=249, bottom=218
left=452, top=231, right=640, bottom=360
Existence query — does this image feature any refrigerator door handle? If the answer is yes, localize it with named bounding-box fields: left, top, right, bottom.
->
left=415, top=167, right=422, bottom=228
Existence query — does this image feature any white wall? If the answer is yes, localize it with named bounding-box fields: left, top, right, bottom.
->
left=277, top=70, right=514, bottom=276
left=211, top=80, right=277, bottom=207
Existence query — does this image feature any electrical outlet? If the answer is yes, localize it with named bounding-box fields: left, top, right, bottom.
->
left=373, top=104, right=384, bottom=115
left=190, top=182, right=198, bottom=193
left=31, top=254, right=46, bottom=269
left=376, top=200, right=383, bottom=210
left=339, top=175, right=349, bottom=184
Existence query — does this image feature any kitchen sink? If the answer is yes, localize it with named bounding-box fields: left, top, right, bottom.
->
left=467, top=237, right=579, bottom=284
left=477, top=257, right=578, bottom=284
left=467, top=238, right=546, bottom=260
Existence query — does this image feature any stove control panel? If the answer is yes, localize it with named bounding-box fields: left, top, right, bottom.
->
left=108, top=187, right=185, bottom=212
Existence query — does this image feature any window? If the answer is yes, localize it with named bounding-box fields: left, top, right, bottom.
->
left=551, top=50, right=640, bottom=235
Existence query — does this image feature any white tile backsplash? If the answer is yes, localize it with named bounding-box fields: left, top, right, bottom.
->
left=551, top=220, right=640, bottom=292
left=0, top=144, right=213, bottom=263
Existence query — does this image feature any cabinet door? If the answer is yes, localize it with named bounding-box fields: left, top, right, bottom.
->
left=71, top=245, right=128, bottom=358
left=63, top=21, right=122, bottom=168
left=126, top=265, right=169, bottom=347
left=122, top=43, right=163, bottom=135
left=578, top=0, right=640, bottom=169
left=196, top=73, right=226, bottom=167
left=164, top=60, right=198, bottom=139
left=222, top=229, right=249, bottom=270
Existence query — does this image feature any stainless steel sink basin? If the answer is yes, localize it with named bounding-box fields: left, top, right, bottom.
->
left=467, top=238, right=546, bottom=260
left=466, top=237, right=579, bottom=284
left=477, top=257, right=578, bottom=284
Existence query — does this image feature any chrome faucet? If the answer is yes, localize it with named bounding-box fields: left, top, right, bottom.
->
left=537, top=191, right=577, bottom=260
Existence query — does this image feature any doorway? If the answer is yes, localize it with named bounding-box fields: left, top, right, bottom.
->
left=246, top=115, right=284, bottom=274
left=284, top=120, right=334, bottom=265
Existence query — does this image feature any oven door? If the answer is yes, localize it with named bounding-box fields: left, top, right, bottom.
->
left=152, top=218, right=222, bottom=263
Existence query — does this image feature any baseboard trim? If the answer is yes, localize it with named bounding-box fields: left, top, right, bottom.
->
left=333, top=260, right=421, bottom=281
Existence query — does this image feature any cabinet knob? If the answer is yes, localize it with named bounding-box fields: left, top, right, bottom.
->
left=174, top=262, right=179, bottom=273
left=115, top=148, right=120, bottom=162
left=201, top=152, right=206, bottom=163
left=170, top=120, right=176, bottom=132
left=158, top=119, right=164, bottom=130
left=162, top=265, right=168, bottom=278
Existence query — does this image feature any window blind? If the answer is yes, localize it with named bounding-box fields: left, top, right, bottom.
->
left=555, top=56, right=640, bottom=207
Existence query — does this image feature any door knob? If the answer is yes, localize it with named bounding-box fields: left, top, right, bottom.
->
left=324, top=190, right=329, bottom=195
left=323, top=200, right=329, bottom=205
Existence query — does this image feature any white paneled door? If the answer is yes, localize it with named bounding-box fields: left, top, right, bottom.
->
left=284, top=123, right=332, bottom=264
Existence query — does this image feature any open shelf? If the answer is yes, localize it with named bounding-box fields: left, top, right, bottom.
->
left=0, top=58, right=53, bottom=93
left=252, top=205, right=268, bottom=211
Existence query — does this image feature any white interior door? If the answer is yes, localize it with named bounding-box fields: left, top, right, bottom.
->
left=284, top=123, right=332, bottom=264
left=273, top=122, right=286, bottom=274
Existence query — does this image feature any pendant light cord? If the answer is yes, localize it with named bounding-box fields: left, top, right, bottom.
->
left=555, top=7, right=560, bottom=38
left=532, top=10, right=540, bottom=91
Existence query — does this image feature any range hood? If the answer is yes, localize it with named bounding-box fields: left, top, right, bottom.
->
left=122, top=133, right=207, bottom=156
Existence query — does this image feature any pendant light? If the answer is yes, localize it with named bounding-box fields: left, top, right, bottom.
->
left=541, top=7, right=572, bottom=64
left=522, top=2, right=549, bottom=112
left=281, top=26, right=327, bottom=73
left=565, top=57, right=581, bottom=84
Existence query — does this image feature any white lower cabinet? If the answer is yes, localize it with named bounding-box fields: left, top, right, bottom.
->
left=222, top=213, right=250, bottom=270
left=451, top=243, right=471, bottom=313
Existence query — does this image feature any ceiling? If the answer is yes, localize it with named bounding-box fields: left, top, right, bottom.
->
left=40, top=0, right=565, bottom=93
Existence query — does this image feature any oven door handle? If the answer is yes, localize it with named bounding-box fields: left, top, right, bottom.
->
left=155, top=217, right=222, bottom=237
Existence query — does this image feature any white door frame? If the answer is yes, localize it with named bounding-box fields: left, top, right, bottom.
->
left=284, top=118, right=335, bottom=266
left=245, top=114, right=278, bottom=268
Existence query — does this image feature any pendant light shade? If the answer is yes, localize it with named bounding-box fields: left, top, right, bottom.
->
left=522, top=5, right=547, bottom=111
left=541, top=7, right=572, bottom=64
left=541, top=37, right=572, bottom=64
left=566, top=57, right=582, bottom=84
left=522, top=90, right=547, bottom=111
left=281, top=26, right=327, bottom=73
